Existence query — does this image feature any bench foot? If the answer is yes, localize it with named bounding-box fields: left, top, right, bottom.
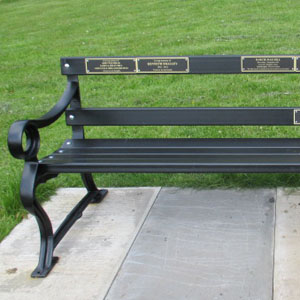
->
left=90, top=189, right=108, bottom=203
left=81, top=173, right=108, bottom=203
left=31, top=257, right=59, bottom=278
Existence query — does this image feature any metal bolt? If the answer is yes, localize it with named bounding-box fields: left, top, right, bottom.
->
left=49, top=156, right=54, bottom=159
left=69, top=115, right=75, bottom=120
left=64, top=63, right=70, bottom=68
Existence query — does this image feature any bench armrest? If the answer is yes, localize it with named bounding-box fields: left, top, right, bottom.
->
left=7, top=81, right=78, bottom=161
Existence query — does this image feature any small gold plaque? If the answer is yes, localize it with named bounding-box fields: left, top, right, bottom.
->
left=241, top=56, right=295, bottom=72
left=137, top=57, right=189, bottom=73
left=85, top=58, right=137, bottom=74
left=295, top=56, right=300, bottom=72
left=294, top=109, right=300, bottom=125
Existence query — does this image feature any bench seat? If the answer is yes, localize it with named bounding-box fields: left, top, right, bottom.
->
left=40, top=138, right=300, bottom=173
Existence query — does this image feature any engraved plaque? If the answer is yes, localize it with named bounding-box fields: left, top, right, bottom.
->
left=296, top=57, right=300, bottom=72
left=85, top=58, right=137, bottom=74
left=137, top=57, right=189, bottom=73
left=294, top=109, right=300, bottom=125
left=241, top=56, right=295, bottom=72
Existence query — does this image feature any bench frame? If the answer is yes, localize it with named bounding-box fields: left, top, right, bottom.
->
left=7, top=55, right=300, bottom=277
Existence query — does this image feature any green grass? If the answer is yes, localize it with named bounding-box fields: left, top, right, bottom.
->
left=1, top=0, right=300, bottom=240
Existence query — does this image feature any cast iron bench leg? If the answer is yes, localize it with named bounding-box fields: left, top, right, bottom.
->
left=20, top=164, right=108, bottom=277
left=20, top=162, right=58, bottom=278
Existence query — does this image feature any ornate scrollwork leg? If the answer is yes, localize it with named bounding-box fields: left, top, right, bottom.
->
left=20, top=162, right=58, bottom=278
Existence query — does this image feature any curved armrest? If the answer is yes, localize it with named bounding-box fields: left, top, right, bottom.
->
left=7, top=81, right=78, bottom=161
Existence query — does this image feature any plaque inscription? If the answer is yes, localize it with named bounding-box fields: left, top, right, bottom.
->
left=241, top=56, right=295, bottom=72
left=137, top=57, right=189, bottom=73
left=294, top=109, right=300, bottom=125
left=296, top=57, right=300, bottom=72
left=85, top=58, right=137, bottom=74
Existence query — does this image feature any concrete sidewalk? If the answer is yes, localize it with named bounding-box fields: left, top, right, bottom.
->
left=0, top=187, right=299, bottom=300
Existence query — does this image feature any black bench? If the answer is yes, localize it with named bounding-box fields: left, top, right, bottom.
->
left=7, top=55, right=300, bottom=278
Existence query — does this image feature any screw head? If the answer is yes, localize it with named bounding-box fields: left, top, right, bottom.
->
left=64, top=63, right=70, bottom=68
left=69, top=115, right=75, bottom=120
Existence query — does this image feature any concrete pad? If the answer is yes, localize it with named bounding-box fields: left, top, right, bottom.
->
left=0, top=187, right=160, bottom=300
left=274, top=188, right=300, bottom=300
left=105, top=188, right=275, bottom=300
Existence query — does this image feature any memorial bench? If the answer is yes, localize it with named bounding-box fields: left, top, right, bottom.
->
left=7, top=55, right=300, bottom=278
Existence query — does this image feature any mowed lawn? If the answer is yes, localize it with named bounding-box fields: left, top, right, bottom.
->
left=1, top=0, right=300, bottom=240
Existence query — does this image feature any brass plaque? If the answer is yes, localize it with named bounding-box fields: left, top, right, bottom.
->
left=294, top=109, right=300, bottom=125
left=241, top=56, right=295, bottom=72
left=137, top=57, right=189, bottom=73
left=85, top=58, right=137, bottom=74
left=296, top=57, right=300, bottom=72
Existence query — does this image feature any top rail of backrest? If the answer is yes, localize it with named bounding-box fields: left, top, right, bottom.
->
left=61, top=55, right=300, bottom=75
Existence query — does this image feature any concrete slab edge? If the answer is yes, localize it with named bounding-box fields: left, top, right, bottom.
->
left=103, top=187, right=161, bottom=299
left=274, top=187, right=300, bottom=300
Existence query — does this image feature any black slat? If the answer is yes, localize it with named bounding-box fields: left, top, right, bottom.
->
left=65, top=107, right=297, bottom=126
left=60, top=55, right=300, bottom=75
left=61, top=138, right=300, bottom=148
left=44, top=155, right=300, bottom=164
left=54, top=148, right=300, bottom=155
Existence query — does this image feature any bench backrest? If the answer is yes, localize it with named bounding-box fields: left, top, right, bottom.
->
left=61, top=56, right=300, bottom=127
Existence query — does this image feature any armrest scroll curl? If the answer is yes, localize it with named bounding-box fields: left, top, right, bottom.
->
left=7, top=81, right=78, bottom=161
